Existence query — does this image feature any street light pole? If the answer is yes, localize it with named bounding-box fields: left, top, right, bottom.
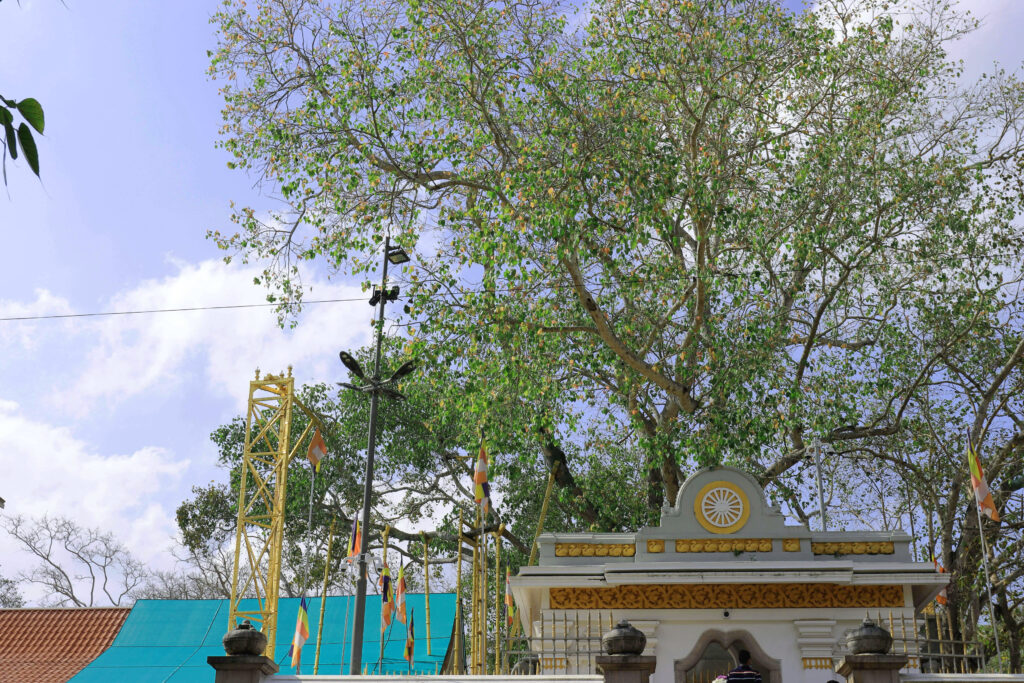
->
left=349, top=236, right=392, bottom=675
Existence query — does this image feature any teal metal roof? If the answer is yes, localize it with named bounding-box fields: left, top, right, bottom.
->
left=70, top=593, right=455, bottom=682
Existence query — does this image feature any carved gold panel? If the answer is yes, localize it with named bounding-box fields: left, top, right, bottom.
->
left=548, top=583, right=904, bottom=610
left=675, top=538, right=772, bottom=553
left=647, top=539, right=665, bottom=553
left=783, top=539, right=801, bottom=552
left=554, top=543, right=636, bottom=558
left=802, top=658, right=834, bottom=670
left=811, top=541, right=894, bottom=555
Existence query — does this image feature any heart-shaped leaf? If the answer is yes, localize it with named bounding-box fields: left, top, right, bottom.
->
left=17, top=123, right=39, bottom=176
left=16, top=98, right=44, bottom=133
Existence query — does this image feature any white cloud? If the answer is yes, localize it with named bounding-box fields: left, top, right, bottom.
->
left=0, top=402, right=188, bottom=600
left=62, top=259, right=372, bottom=415
left=0, top=289, right=73, bottom=349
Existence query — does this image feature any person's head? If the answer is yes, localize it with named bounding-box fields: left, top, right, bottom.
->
left=738, top=650, right=752, bottom=665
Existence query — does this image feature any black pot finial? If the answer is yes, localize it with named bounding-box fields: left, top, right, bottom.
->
left=223, top=619, right=268, bottom=656
left=602, top=620, right=647, bottom=655
left=846, top=617, right=893, bottom=655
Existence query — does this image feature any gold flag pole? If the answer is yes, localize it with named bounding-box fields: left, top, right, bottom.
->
left=313, top=518, right=337, bottom=675
left=481, top=520, right=488, bottom=674
left=494, top=524, right=504, bottom=673
left=421, top=531, right=432, bottom=656
left=378, top=525, right=391, bottom=671
left=509, top=465, right=558, bottom=639
left=455, top=512, right=465, bottom=674
left=471, top=510, right=481, bottom=674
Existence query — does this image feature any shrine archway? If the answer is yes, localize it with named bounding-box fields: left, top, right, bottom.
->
left=674, top=629, right=782, bottom=683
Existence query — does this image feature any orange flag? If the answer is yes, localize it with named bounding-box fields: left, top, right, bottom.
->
left=395, top=565, right=408, bottom=625
left=505, top=568, right=514, bottom=625
left=379, top=564, right=394, bottom=630
left=932, top=556, right=949, bottom=606
left=967, top=439, right=1000, bottom=522
left=307, top=428, right=327, bottom=473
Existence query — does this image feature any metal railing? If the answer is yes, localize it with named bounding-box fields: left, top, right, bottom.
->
left=833, top=609, right=998, bottom=674
left=501, top=611, right=615, bottom=675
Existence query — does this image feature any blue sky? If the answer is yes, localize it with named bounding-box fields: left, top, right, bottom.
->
left=0, top=0, right=1022, bottom=604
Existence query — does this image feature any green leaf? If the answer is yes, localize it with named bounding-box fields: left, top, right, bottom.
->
left=0, top=108, right=12, bottom=126
left=17, top=123, right=39, bottom=176
left=4, top=123, right=17, bottom=160
left=16, top=98, right=44, bottom=133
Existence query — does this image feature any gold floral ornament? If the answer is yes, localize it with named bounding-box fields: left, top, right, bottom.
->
left=548, top=584, right=904, bottom=609
left=694, top=481, right=750, bottom=534
left=554, top=543, right=636, bottom=557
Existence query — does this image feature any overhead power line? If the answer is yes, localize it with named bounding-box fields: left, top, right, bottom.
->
left=0, top=297, right=368, bottom=323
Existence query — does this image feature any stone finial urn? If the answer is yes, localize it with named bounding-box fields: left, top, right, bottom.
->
left=222, top=620, right=267, bottom=656
left=602, top=620, right=647, bottom=655
left=846, top=618, right=893, bottom=655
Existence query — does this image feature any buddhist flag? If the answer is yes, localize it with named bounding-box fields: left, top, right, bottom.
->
left=932, top=556, right=949, bottom=606
left=404, top=608, right=416, bottom=664
left=396, top=565, right=408, bottom=625
left=307, top=428, right=327, bottom=473
left=968, top=438, right=1000, bottom=522
left=504, top=568, right=514, bottom=625
left=289, top=597, right=311, bottom=670
left=380, top=564, right=394, bottom=630
left=346, top=520, right=362, bottom=563
left=473, top=443, right=491, bottom=512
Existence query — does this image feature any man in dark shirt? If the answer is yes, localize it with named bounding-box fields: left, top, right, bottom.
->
left=726, top=650, right=762, bottom=683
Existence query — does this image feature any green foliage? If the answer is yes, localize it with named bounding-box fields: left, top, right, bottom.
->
left=207, top=0, right=1024, bottom=660
left=0, top=95, right=44, bottom=183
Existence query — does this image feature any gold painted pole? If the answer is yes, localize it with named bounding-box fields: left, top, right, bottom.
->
left=421, top=531, right=432, bottom=656
left=379, top=525, right=391, bottom=671
left=507, top=466, right=558, bottom=640
left=313, top=518, right=337, bottom=675
left=455, top=512, right=464, bottom=674
left=481, top=521, right=488, bottom=674
left=494, top=526, right=502, bottom=673
left=471, top=514, right=480, bottom=674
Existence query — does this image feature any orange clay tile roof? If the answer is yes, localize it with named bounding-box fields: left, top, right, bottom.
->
left=0, top=606, right=130, bottom=683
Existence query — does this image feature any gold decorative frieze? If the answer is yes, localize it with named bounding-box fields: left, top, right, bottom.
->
left=675, top=538, right=772, bottom=553
left=811, top=541, right=894, bottom=555
left=548, top=583, right=904, bottom=610
left=783, top=539, right=801, bottom=552
left=554, top=543, right=636, bottom=558
left=802, top=657, right=834, bottom=670
left=647, top=540, right=665, bottom=553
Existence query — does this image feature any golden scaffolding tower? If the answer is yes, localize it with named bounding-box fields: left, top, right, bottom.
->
left=227, top=367, right=324, bottom=656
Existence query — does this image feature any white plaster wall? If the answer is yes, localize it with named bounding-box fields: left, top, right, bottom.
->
left=539, top=606, right=920, bottom=683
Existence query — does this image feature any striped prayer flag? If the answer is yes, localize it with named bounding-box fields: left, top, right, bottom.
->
left=473, top=443, right=491, bottom=512
left=346, top=519, right=362, bottom=562
left=968, top=438, right=1000, bottom=522
left=380, top=564, right=394, bottom=630
left=505, top=568, right=514, bottom=625
left=404, top=608, right=416, bottom=664
left=288, top=597, right=311, bottom=669
left=396, top=565, right=408, bottom=625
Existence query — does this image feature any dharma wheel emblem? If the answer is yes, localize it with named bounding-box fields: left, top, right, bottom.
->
left=694, top=481, right=751, bottom=534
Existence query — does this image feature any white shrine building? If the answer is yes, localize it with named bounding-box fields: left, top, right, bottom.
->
left=508, top=466, right=948, bottom=683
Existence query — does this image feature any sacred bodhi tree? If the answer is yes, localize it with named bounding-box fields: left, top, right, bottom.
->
left=208, top=0, right=1024, bottom=661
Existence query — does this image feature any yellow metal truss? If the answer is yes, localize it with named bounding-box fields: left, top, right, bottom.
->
left=228, top=367, right=323, bottom=656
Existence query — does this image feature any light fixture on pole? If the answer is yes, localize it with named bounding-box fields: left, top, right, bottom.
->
left=338, top=236, right=415, bottom=675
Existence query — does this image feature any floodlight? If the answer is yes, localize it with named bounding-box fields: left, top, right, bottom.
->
left=389, top=360, right=417, bottom=381
left=386, top=246, right=411, bottom=264
left=339, top=351, right=366, bottom=379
